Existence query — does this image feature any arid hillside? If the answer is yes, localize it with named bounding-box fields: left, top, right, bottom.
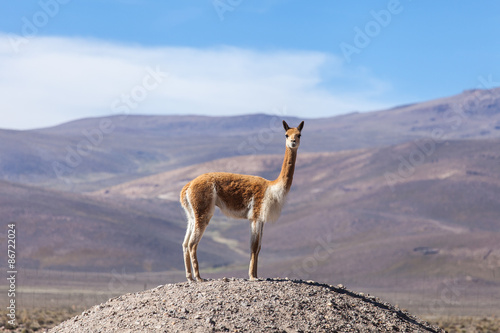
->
left=50, top=278, right=444, bottom=333
left=0, top=179, right=240, bottom=273
left=0, top=88, right=499, bottom=191
left=2, top=135, right=498, bottom=309
left=94, top=138, right=500, bottom=304
left=0, top=88, right=499, bottom=323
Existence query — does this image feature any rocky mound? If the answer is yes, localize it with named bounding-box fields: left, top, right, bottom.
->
left=50, top=278, right=444, bottom=332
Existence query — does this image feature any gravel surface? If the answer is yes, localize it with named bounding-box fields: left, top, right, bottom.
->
left=50, top=278, right=445, bottom=333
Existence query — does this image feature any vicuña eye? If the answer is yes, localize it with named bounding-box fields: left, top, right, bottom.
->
left=297, top=134, right=301, bottom=138
left=285, top=134, right=289, bottom=138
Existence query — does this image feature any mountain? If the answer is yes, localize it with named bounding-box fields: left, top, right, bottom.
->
left=0, top=88, right=499, bottom=192
left=95, top=138, right=500, bottom=300
left=1, top=88, right=499, bottom=316
left=0, top=114, right=301, bottom=191
left=0, top=179, right=241, bottom=272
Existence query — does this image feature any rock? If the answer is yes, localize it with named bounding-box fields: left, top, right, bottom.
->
left=50, top=278, right=444, bottom=333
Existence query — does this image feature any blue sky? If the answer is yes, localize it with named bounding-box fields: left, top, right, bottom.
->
left=1, top=1, right=499, bottom=129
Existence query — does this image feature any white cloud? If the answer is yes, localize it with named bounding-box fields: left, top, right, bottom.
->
left=0, top=34, right=396, bottom=130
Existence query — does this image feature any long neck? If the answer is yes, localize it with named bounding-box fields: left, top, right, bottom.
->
left=274, top=146, right=297, bottom=192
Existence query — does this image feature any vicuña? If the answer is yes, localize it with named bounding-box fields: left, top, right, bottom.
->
left=180, top=120, right=304, bottom=281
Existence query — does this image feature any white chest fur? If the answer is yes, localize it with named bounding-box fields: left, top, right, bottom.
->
left=260, top=182, right=288, bottom=223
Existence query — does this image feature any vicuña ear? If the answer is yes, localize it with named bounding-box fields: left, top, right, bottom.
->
left=297, top=121, right=304, bottom=131
left=283, top=120, right=290, bottom=131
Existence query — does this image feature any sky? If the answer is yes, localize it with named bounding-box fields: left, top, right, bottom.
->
left=0, top=1, right=499, bottom=130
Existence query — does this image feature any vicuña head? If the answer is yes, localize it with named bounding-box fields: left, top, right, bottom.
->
left=283, top=120, right=302, bottom=149
left=180, top=120, right=304, bottom=281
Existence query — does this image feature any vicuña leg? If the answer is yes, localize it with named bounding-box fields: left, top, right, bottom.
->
left=186, top=220, right=209, bottom=282
left=183, top=220, right=208, bottom=281
left=182, top=222, right=194, bottom=281
left=249, top=220, right=264, bottom=280
left=181, top=184, right=214, bottom=282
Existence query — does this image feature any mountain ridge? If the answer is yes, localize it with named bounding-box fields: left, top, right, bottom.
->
left=0, top=87, right=499, bottom=316
left=1, top=87, right=499, bottom=191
